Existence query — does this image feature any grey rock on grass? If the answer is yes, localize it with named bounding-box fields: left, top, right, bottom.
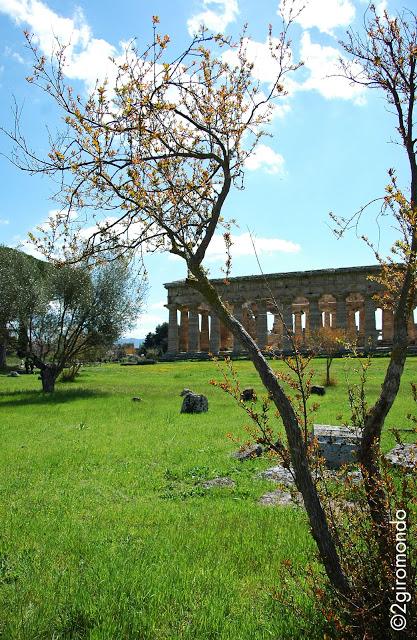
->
left=180, top=393, right=208, bottom=414
left=202, top=477, right=235, bottom=489
left=385, top=443, right=417, bottom=469
left=259, top=488, right=303, bottom=507
left=232, top=443, right=263, bottom=460
left=258, top=465, right=294, bottom=486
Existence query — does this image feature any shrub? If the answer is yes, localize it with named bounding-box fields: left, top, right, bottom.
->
left=145, top=348, right=161, bottom=362
left=60, top=363, right=82, bottom=382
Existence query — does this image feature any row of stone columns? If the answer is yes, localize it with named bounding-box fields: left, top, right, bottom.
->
left=167, top=299, right=416, bottom=355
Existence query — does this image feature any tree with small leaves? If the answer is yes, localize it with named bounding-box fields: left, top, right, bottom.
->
left=308, top=327, right=347, bottom=387
left=18, top=257, right=144, bottom=392
left=0, top=246, right=49, bottom=369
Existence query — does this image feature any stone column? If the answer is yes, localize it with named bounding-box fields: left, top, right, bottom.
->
left=255, top=301, right=268, bottom=350
left=209, top=313, right=221, bottom=354
left=188, top=309, right=200, bottom=353
left=281, top=303, right=294, bottom=351
left=179, top=308, right=189, bottom=352
left=323, top=311, right=331, bottom=328
left=364, top=298, right=377, bottom=347
left=294, top=311, right=303, bottom=338
left=232, top=302, right=244, bottom=353
left=220, top=322, right=230, bottom=351
left=166, top=305, right=179, bottom=355
left=359, top=307, right=366, bottom=341
left=308, top=297, right=321, bottom=335
left=271, top=313, right=283, bottom=348
left=200, top=310, right=210, bottom=352
left=335, top=296, right=347, bottom=330
left=382, top=308, right=394, bottom=342
left=346, top=305, right=356, bottom=338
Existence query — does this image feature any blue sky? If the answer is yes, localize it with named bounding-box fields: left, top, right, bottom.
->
left=0, top=0, right=411, bottom=336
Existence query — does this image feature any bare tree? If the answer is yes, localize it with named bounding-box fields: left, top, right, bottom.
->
left=308, top=327, right=347, bottom=386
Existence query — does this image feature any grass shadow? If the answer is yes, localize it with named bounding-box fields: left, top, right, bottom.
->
left=0, top=387, right=110, bottom=407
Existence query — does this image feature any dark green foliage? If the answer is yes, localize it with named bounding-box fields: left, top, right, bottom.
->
left=0, top=246, right=48, bottom=368
left=1, top=252, right=145, bottom=391
left=140, top=322, right=168, bottom=355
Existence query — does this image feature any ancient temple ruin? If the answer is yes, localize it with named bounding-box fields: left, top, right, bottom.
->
left=164, top=265, right=417, bottom=356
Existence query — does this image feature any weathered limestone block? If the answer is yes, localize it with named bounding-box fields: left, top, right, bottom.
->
left=258, top=465, right=294, bottom=486
left=313, top=424, right=361, bottom=469
left=259, top=489, right=303, bottom=507
left=232, top=443, right=263, bottom=460
left=385, top=443, right=417, bottom=470
left=180, top=392, right=208, bottom=414
left=202, top=477, right=235, bottom=489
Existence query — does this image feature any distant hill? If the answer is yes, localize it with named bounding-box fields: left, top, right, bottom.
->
left=118, top=337, right=144, bottom=347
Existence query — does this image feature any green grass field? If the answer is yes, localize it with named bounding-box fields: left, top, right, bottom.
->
left=0, top=357, right=415, bottom=639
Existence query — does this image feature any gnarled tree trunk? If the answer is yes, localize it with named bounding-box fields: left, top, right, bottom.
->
left=39, top=365, right=60, bottom=393
left=0, top=341, right=7, bottom=369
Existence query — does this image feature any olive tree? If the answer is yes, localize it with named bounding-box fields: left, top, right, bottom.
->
left=0, top=246, right=48, bottom=368
left=20, top=258, right=144, bottom=392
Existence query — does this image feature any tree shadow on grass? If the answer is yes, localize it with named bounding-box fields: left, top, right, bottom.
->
left=0, top=387, right=110, bottom=407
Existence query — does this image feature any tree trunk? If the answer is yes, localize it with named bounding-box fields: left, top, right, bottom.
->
left=0, top=340, right=6, bottom=369
left=40, top=366, right=59, bottom=393
left=359, top=301, right=410, bottom=558
left=188, top=265, right=351, bottom=596
left=326, top=358, right=331, bottom=386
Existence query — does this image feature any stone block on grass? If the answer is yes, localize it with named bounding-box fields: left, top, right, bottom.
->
left=313, top=424, right=361, bottom=469
left=180, top=393, right=208, bottom=414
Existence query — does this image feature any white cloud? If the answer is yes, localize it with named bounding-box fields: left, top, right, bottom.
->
left=245, top=144, right=285, bottom=175
left=221, top=37, right=293, bottom=116
left=298, top=31, right=366, bottom=105
left=0, top=0, right=118, bottom=91
left=358, top=0, right=388, bottom=14
left=64, top=38, right=116, bottom=90
left=0, top=0, right=90, bottom=57
left=206, top=231, right=300, bottom=262
left=0, top=217, right=10, bottom=224
left=149, top=300, right=166, bottom=311
left=279, top=0, right=355, bottom=36
left=4, top=45, right=24, bottom=63
left=375, top=1, right=388, bottom=17
left=220, top=29, right=366, bottom=106
left=187, top=0, right=239, bottom=36
left=132, top=300, right=168, bottom=336
left=222, top=35, right=285, bottom=84
left=132, top=313, right=166, bottom=337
